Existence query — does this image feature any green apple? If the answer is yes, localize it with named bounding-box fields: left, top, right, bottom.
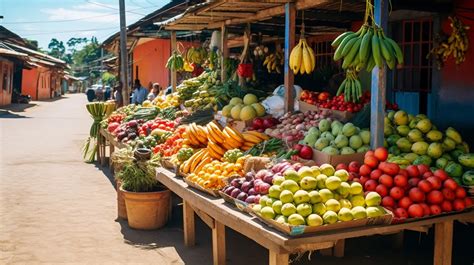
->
left=319, top=189, right=334, bottom=202
left=325, top=176, right=342, bottom=190
left=283, top=169, right=301, bottom=182
left=279, top=190, right=294, bottom=204
left=273, top=175, right=285, bottom=185
left=323, top=210, right=338, bottom=224
left=316, top=174, right=328, bottom=189
left=349, top=182, right=363, bottom=195
left=334, top=169, right=350, bottom=181
left=288, top=213, right=306, bottom=226
left=268, top=185, right=282, bottom=199
left=320, top=164, right=335, bottom=176
left=337, top=182, right=350, bottom=198
left=365, top=192, right=382, bottom=206
left=259, top=195, right=269, bottom=206
left=308, top=190, right=322, bottom=204
left=296, top=203, right=312, bottom=217
left=312, top=202, right=327, bottom=215
left=293, top=190, right=310, bottom=205
left=366, top=206, right=384, bottom=218
left=337, top=207, right=354, bottom=221
left=252, top=204, right=262, bottom=213
left=339, top=198, right=352, bottom=209
left=281, top=203, right=297, bottom=217
left=280, top=179, right=300, bottom=193
left=325, top=198, right=341, bottom=212
left=272, top=200, right=283, bottom=214
left=274, top=215, right=287, bottom=224
left=260, top=206, right=275, bottom=219
left=350, top=195, right=366, bottom=207
left=300, top=176, right=317, bottom=190
left=266, top=197, right=277, bottom=207
left=351, top=206, right=368, bottom=219
left=310, top=166, right=321, bottom=176
left=306, top=214, right=323, bottom=227
left=298, top=166, right=315, bottom=179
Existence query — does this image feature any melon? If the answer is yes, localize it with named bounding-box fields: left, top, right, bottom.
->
left=251, top=103, right=266, bottom=117
left=243, top=94, right=258, bottom=105
left=230, top=97, right=243, bottom=106
left=222, top=104, right=234, bottom=117
left=240, top=105, right=257, bottom=121
left=231, top=105, right=242, bottom=120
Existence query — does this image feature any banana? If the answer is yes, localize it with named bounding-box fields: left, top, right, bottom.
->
left=334, top=32, right=357, bottom=60
left=208, top=139, right=225, bottom=156
left=207, top=122, right=225, bottom=144
left=342, top=37, right=362, bottom=69
left=192, top=123, right=207, bottom=144
left=371, top=33, right=383, bottom=68
left=244, top=130, right=270, bottom=140
left=359, top=27, right=373, bottom=64
left=207, top=146, right=222, bottom=160
left=224, top=126, right=244, bottom=143
left=193, top=157, right=211, bottom=174
left=332, top=31, right=354, bottom=47
left=302, top=40, right=312, bottom=75
left=221, top=141, right=235, bottom=150
left=384, top=36, right=404, bottom=65
left=186, top=126, right=200, bottom=146
left=222, top=130, right=242, bottom=148
left=289, top=41, right=302, bottom=74
left=242, top=132, right=263, bottom=144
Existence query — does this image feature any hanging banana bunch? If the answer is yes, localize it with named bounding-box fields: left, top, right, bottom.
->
left=166, top=50, right=184, bottom=71
left=427, top=16, right=469, bottom=69
left=289, top=23, right=316, bottom=75
left=337, top=68, right=362, bottom=103
left=332, top=1, right=403, bottom=72
left=263, top=45, right=284, bottom=74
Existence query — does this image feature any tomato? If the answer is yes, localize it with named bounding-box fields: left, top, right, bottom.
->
left=427, top=190, right=444, bottom=205
left=359, top=164, right=372, bottom=176
left=379, top=174, right=394, bottom=188
left=434, top=169, right=449, bottom=181
left=455, top=187, right=467, bottom=199
left=374, top=147, right=389, bottom=162
left=364, top=155, right=379, bottom=169
left=348, top=161, right=360, bottom=173
left=417, top=180, right=433, bottom=193
left=465, top=197, right=473, bottom=208
left=441, top=201, right=453, bottom=212
left=398, top=197, right=413, bottom=209
left=376, top=184, right=388, bottom=197
left=382, top=196, right=396, bottom=209
left=364, top=179, right=378, bottom=191
left=441, top=188, right=455, bottom=201
left=408, top=204, right=424, bottom=218
left=406, top=165, right=420, bottom=178
left=394, top=174, right=408, bottom=188
left=408, top=188, right=425, bottom=203
left=417, top=164, right=430, bottom=175
left=443, top=179, right=458, bottom=191
left=430, top=205, right=442, bottom=215
left=419, top=203, right=431, bottom=216
left=394, top=208, right=408, bottom=219
left=408, top=178, right=421, bottom=188
left=390, top=187, right=405, bottom=200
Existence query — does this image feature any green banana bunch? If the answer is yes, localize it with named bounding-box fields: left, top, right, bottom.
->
left=337, top=68, right=363, bottom=103
left=332, top=24, right=403, bottom=72
left=289, top=37, right=315, bottom=75
left=166, top=51, right=184, bottom=71
left=262, top=50, right=284, bottom=74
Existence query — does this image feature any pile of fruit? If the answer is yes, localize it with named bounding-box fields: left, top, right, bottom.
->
left=181, top=71, right=220, bottom=110
left=264, top=110, right=331, bottom=142
left=251, top=161, right=387, bottom=227
left=384, top=110, right=472, bottom=182
left=263, top=49, right=284, bottom=74
left=304, top=119, right=370, bottom=155
left=349, top=147, right=472, bottom=219
left=153, top=93, right=180, bottom=109
left=221, top=94, right=266, bottom=121
left=113, top=120, right=145, bottom=142
left=166, top=50, right=184, bottom=71
left=248, top=116, right=280, bottom=132
left=221, top=170, right=275, bottom=204
left=152, top=126, right=187, bottom=157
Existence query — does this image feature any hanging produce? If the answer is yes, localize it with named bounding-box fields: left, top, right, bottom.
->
left=428, top=16, right=470, bottom=69
left=337, top=68, right=363, bottom=103
left=289, top=28, right=315, bottom=75
left=186, top=47, right=207, bottom=65
left=238, top=26, right=253, bottom=78
left=263, top=44, right=284, bottom=74
left=166, top=50, right=184, bottom=71
left=332, top=0, right=403, bottom=71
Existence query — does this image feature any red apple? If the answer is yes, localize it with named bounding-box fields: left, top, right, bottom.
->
left=364, top=179, right=378, bottom=191
left=422, top=171, right=434, bottom=179
left=409, top=188, right=426, bottom=202
left=398, top=169, right=409, bottom=177
left=427, top=176, right=442, bottom=190
left=430, top=204, right=442, bottom=215
left=379, top=162, right=400, bottom=176
left=365, top=150, right=375, bottom=158
left=441, top=188, right=455, bottom=201
left=394, top=174, right=408, bottom=188
left=359, top=164, right=372, bottom=176
left=364, top=155, right=379, bottom=169
left=376, top=184, right=388, bottom=197
left=379, top=174, right=394, bottom=188
left=443, top=179, right=458, bottom=191
left=417, top=180, right=433, bottom=193
left=394, top=208, right=408, bottom=219
left=441, top=201, right=453, bottom=212
left=434, top=169, right=449, bottom=181
left=390, top=187, right=405, bottom=200
left=408, top=204, right=424, bottom=218
left=455, top=187, right=467, bottom=199
left=417, top=164, right=430, bottom=175
left=419, top=203, right=431, bottom=216
left=348, top=161, right=360, bottom=173
left=336, top=163, right=347, bottom=170
left=252, top=118, right=264, bottom=129
left=465, top=197, right=473, bottom=208
left=408, top=178, right=421, bottom=188
left=370, top=169, right=383, bottom=180
left=382, top=196, right=396, bottom=209
left=406, top=165, right=420, bottom=178
left=453, top=199, right=466, bottom=211
left=427, top=190, right=444, bottom=205
left=360, top=176, right=370, bottom=186
left=374, top=147, right=389, bottom=162
left=398, top=197, right=413, bottom=209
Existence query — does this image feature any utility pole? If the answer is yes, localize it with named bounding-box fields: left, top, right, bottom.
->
left=119, top=0, right=129, bottom=105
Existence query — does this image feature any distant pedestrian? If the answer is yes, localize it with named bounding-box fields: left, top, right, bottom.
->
left=147, top=83, right=162, bottom=101
left=131, top=79, right=148, bottom=105
left=113, top=83, right=123, bottom=108
left=86, top=87, right=96, bottom=102
left=104, top=86, right=111, bottom=100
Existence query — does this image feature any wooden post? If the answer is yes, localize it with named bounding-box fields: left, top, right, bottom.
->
left=212, top=221, right=226, bottom=265
left=269, top=250, right=289, bottom=265
left=221, top=24, right=228, bottom=82
left=171, top=31, right=177, bottom=92
left=283, top=2, right=296, bottom=112
left=370, top=0, right=388, bottom=149
left=333, top=239, right=345, bottom=258
left=182, top=200, right=195, bottom=247
left=434, top=221, right=453, bottom=265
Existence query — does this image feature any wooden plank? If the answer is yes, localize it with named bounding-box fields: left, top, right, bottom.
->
left=320, top=247, right=332, bottom=256
left=199, top=11, right=256, bottom=18
left=269, top=250, right=289, bottom=265
left=290, top=241, right=334, bottom=252
left=370, top=0, right=387, bottom=149
left=283, top=2, right=295, bottom=112
left=166, top=25, right=210, bottom=31
left=170, top=31, right=177, bottom=92
left=406, top=225, right=431, bottom=233
left=221, top=24, right=228, bottom=81
left=333, top=239, right=345, bottom=258
left=192, top=205, right=215, bottom=229
left=183, top=200, right=196, bottom=247
left=212, top=220, right=226, bottom=265
left=434, top=220, right=453, bottom=265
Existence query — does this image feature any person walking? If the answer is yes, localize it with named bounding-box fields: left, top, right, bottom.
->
left=147, top=83, right=162, bottom=101
left=131, top=79, right=148, bottom=105
left=113, top=83, right=123, bottom=108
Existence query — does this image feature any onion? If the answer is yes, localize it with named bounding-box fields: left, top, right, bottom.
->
left=295, top=124, right=305, bottom=130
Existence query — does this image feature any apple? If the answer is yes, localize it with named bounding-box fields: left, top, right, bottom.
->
left=434, top=169, right=448, bottom=181
left=443, top=179, right=458, bottom=191
left=382, top=196, right=396, bottom=209
left=364, top=179, right=377, bottom=191
left=408, top=178, right=421, bottom=188
left=465, top=197, right=473, bottom=208
left=364, top=155, right=379, bottom=169
left=417, top=180, right=432, bottom=193
left=441, top=201, right=453, bottom=212
left=416, top=164, right=430, bottom=175
left=374, top=147, right=388, bottom=161
left=389, top=187, right=404, bottom=200
left=455, top=187, right=467, bottom=199
left=348, top=161, right=360, bottom=173
left=408, top=188, right=425, bottom=203
left=394, top=208, right=408, bottom=219
left=359, top=164, right=372, bottom=176
left=430, top=204, right=442, bottom=215
left=427, top=176, right=442, bottom=190
left=370, top=169, right=382, bottom=180
left=406, top=165, right=420, bottom=178
left=408, top=204, right=424, bottom=218
left=453, top=199, right=466, bottom=211
left=379, top=174, right=394, bottom=188
left=375, top=184, right=388, bottom=197
left=398, top=197, right=413, bottom=209
left=427, top=190, right=443, bottom=205
left=336, top=163, right=347, bottom=170
left=442, top=188, right=455, bottom=201
left=394, top=174, right=408, bottom=188
left=419, top=203, right=431, bottom=216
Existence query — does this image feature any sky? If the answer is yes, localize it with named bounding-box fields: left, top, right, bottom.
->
left=0, top=0, right=169, bottom=49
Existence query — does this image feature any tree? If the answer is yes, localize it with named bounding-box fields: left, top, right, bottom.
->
left=72, top=37, right=102, bottom=79
left=102, top=72, right=116, bottom=86
left=47, top=38, right=66, bottom=60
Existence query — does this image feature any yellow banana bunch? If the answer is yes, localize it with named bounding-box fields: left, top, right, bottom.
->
left=184, top=123, right=209, bottom=147
left=428, top=16, right=469, bottom=69
left=241, top=130, right=270, bottom=151
left=289, top=38, right=315, bottom=75
left=263, top=50, right=284, bottom=74
left=332, top=24, right=403, bottom=72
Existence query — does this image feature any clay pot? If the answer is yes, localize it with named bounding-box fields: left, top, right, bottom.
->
left=116, top=180, right=127, bottom=220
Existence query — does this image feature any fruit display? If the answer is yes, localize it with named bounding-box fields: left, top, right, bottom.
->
left=384, top=110, right=471, bottom=181
left=289, top=36, right=315, bottom=75
left=337, top=68, right=363, bottom=102
left=264, top=110, right=331, bottom=142
left=113, top=120, right=145, bottom=142
left=166, top=50, right=184, bottom=71
left=303, top=118, right=370, bottom=155
left=428, top=16, right=470, bottom=69
left=251, top=161, right=388, bottom=227
left=249, top=116, right=280, bottom=132
left=152, top=126, right=187, bottom=157
left=221, top=169, right=277, bottom=204
left=137, top=118, right=177, bottom=137
left=176, top=147, right=194, bottom=162
left=153, top=93, right=180, bottom=109
left=180, top=71, right=220, bottom=110
left=222, top=149, right=244, bottom=163
left=244, top=137, right=283, bottom=156
left=221, top=94, right=266, bottom=121
left=349, top=147, right=471, bottom=220
left=263, top=49, right=284, bottom=74
left=186, top=47, right=207, bottom=65
left=124, top=106, right=160, bottom=122
left=253, top=45, right=269, bottom=58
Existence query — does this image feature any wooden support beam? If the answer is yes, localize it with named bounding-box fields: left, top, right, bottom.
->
left=182, top=200, right=195, bottom=247
left=212, top=221, right=226, bottom=265
left=170, top=31, right=177, bottom=92
left=370, top=0, right=387, bottom=149
left=269, top=250, right=289, bottom=265
left=221, top=24, right=228, bottom=82
left=192, top=205, right=215, bottom=229
left=434, top=221, right=453, bottom=265
left=284, top=2, right=295, bottom=112
left=333, top=239, right=345, bottom=258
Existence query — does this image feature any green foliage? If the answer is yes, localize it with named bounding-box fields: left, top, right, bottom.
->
left=48, top=38, right=66, bottom=60
left=102, top=72, right=116, bottom=86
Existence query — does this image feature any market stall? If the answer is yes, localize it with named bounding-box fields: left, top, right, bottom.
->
left=85, top=0, right=474, bottom=265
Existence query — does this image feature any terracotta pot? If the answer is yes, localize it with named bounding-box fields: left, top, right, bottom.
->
left=121, top=186, right=171, bottom=230
left=116, top=180, right=127, bottom=220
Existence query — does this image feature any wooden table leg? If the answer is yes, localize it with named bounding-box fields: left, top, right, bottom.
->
left=393, top=231, right=404, bottom=249
left=434, top=220, right=453, bottom=265
left=212, top=220, right=226, bottom=265
left=109, top=143, right=114, bottom=169
left=100, top=136, right=106, bottom=167
left=333, top=239, right=345, bottom=258
left=320, top=248, right=332, bottom=256
left=269, top=250, right=289, bottom=265
left=183, top=200, right=195, bottom=247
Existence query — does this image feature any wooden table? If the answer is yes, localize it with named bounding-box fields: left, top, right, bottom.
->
left=99, top=128, right=127, bottom=168
left=156, top=167, right=474, bottom=265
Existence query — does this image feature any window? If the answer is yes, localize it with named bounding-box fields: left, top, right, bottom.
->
left=392, top=19, right=433, bottom=92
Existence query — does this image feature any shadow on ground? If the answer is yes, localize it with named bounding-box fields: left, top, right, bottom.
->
left=0, top=102, right=37, bottom=113
left=0, top=111, right=31, bottom=119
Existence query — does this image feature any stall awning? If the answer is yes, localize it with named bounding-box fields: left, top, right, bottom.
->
left=0, top=47, right=28, bottom=58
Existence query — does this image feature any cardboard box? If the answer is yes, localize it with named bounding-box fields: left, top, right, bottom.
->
left=297, top=100, right=355, bottom=122
left=298, top=99, right=319, bottom=113
left=312, top=149, right=366, bottom=165
left=248, top=204, right=393, bottom=236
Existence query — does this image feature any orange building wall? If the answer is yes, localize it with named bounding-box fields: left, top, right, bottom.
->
left=132, top=39, right=198, bottom=89
left=0, top=59, right=14, bottom=106
left=22, top=66, right=52, bottom=100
